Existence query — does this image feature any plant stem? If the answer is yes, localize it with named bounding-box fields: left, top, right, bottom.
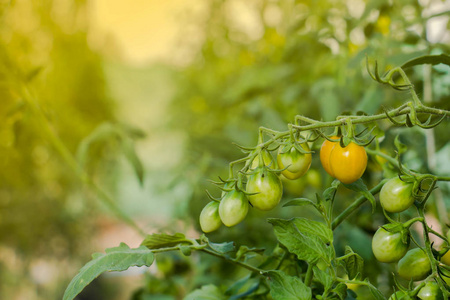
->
left=331, top=179, right=388, bottom=230
left=304, top=263, right=314, bottom=286
left=200, top=248, right=265, bottom=274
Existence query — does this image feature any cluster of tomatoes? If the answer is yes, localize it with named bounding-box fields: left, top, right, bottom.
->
left=199, top=135, right=369, bottom=233
left=373, top=176, right=448, bottom=299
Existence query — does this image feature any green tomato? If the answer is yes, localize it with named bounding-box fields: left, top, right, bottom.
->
left=246, top=167, right=283, bottom=211
left=199, top=201, right=222, bottom=233
left=417, top=281, right=444, bottom=300
left=251, top=149, right=275, bottom=169
left=397, top=248, right=431, bottom=281
left=380, top=177, right=414, bottom=213
left=277, top=143, right=312, bottom=180
left=219, top=190, right=249, bottom=227
left=388, top=291, right=413, bottom=300
left=372, top=226, right=409, bottom=263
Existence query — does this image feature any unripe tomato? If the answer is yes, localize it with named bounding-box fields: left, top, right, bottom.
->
left=329, top=141, right=367, bottom=184
left=441, top=249, right=450, bottom=266
left=199, top=201, right=222, bottom=233
left=388, top=291, right=413, bottom=300
left=251, top=149, right=275, bottom=169
left=372, top=226, right=409, bottom=263
left=246, top=168, right=283, bottom=211
left=380, top=177, right=414, bottom=213
left=417, top=281, right=444, bottom=300
left=277, top=143, right=312, bottom=180
left=320, top=136, right=339, bottom=177
left=219, top=190, right=249, bottom=227
left=397, top=248, right=431, bottom=281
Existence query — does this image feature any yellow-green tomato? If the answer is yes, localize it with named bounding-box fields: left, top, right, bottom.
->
left=380, top=177, right=414, bottom=213
left=219, top=190, right=249, bottom=227
left=417, top=281, right=444, bottom=300
left=251, top=149, right=275, bottom=169
left=199, top=201, right=222, bottom=233
left=397, top=248, right=431, bottom=281
left=246, top=168, right=283, bottom=211
left=277, top=143, right=312, bottom=180
left=372, top=226, right=409, bottom=263
left=388, top=291, right=413, bottom=300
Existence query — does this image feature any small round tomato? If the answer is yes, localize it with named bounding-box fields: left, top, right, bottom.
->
left=397, top=248, right=431, bottom=281
left=380, top=177, right=414, bottom=213
left=372, top=226, right=409, bottom=263
left=251, top=149, right=275, bottom=169
left=277, top=143, right=312, bottom=180
left=246, top=167, right=283, bottom=211
left=199, top=201, right=222, bottom=233
left=388, top=291, right=413, bottom=300
left=417, top=281, right=444, bottom=300
left=329, top=141, right=367, bottom=184
left=219, top=190, right=249, bottom=227
left=320, top=136, right=339, bottom=177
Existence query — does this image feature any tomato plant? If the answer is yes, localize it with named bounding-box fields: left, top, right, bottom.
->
left=372, top=225, right=409, bottom=263
left=417, top=281, right=444, bottom=300
left=246, top=167, right=283, bottom=211
left=329, top=141, right=367, bottom=184
left=277, top=143, right=312, bottom=180
left=199, top=201, right=222, bottom=232
left=397, top=248, right=432, bottom=281
left=380, top=177, right=415, bottom=213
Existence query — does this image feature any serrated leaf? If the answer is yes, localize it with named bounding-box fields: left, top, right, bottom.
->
left=268, top=218, right=334, bottom=264
left=342, top=246, right=364, bottom=280
left=342, top=179, right=376, bottom=212
left=184, top=284, right=227, bottom=300
left=268, top=270, right=311, bottom=300
left=283, top=198, right=317, bottom=208
left=332, top=283, right=348, bottom=300
left=63, top=243, right=154, bottom=300
left=313, top=266, right=333, bottom=292
left=208, top=241, right=236, bottom=254
left=401, top=54, right=450, bottom=69
left=141, top=233, right=191, bottom=249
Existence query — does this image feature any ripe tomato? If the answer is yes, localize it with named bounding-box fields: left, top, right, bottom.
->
left=329, top=141, right=367, bottom=184
left=320, top=136, right=339, bottom=177
left=277, top=143, right=312, bottom=180
left=380, top=177, right=414, bottom=213
left=251, top=149, right=275, bottom=169
left=219, top=190, right=249, bottom=227
left=246, top=167, right=283, bottom=211
left=417, top=281, right=444, bottom=300
left=199, top=201, right=222, bottom=233
left=397, top=248, right=431, bottom=281
left=372, top=226, right=409, bottom=263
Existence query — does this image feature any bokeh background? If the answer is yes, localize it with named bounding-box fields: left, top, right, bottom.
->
left=0, top=0, right=449, bottom=299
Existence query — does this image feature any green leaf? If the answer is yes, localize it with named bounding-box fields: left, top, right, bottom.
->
left=268, top=218, right=334, bottom=264
left=63, top=243, right=154, bottom=300
left=322, top=181, right=339, bottom=202
left=141, top=233, right=191, bottom=249
left=313, top=266, right=333, bottom=292
left=208, top=240, right=236, bottom=254
left=401, top=54, right=450, bottom=69
left=268, top=270, right=311, bottom=300
left=341, top=246, right=364, bottom=280
left=235, top=245, right=265, bottom=260
left=283, top=198, right=317, bottom=208
left=331, top=282, right=348, bottom=300
left=342, top=179, right=376, bottom=212
left=184, top=284, right=227, bottom=300
left=367, top=279, right=387, bottom=300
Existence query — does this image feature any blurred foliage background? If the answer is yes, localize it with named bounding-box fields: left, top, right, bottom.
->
left=0, top=0, right=449, bottom=299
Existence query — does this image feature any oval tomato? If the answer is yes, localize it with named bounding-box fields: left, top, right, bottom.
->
left=380, top=177, right=414, bottom=213
left=320, top=136, right=339, bottom=177
left=199, top=201, right=222, bottom=233
left=246, top=168, right=283, bottom=211
left=219, top=190, right=249, bottom=227
left=329, top=141, right=367, bottom=184
left=277, top=143, right=312, bottom=180
left=417, top=281, right=444, bottom=300
left=372, top=226, right=409, bottom=263
left=397, top=248, right=431, bottom=281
